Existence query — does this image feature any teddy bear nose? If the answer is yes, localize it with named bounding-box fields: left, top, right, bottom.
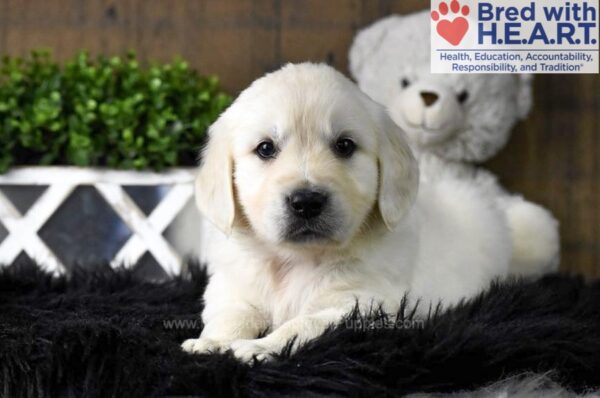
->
left=420, top=91, right=439, bottom=107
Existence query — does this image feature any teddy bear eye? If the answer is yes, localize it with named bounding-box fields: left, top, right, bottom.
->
left=457, top=90, right=469, bottom=104
left=400, top=78, right=411, bottom=89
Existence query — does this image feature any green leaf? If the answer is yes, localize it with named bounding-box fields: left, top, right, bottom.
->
left=0, top=50, right=232, bottom=172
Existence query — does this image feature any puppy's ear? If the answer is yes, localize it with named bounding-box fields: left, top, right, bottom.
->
left=376, top=109, right=419, bottom=231
left=195, top=119, right=235, bottom=235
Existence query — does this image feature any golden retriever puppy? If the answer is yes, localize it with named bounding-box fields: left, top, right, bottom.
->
left=182, top=63, right=511, bottom=362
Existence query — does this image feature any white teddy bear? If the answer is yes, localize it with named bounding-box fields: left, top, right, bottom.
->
left=349, top=10, right=560, bottom=277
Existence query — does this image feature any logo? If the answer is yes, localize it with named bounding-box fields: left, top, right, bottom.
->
left=431, top=0, right=470, bottom=46
left=430, top=0, right=599, bottom=74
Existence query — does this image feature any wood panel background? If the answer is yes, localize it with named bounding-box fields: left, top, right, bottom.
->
left=1, top=0, right=598, bottom=277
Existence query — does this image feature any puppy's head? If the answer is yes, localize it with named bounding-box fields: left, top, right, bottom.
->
left=196, top=63, right=418, bottom=249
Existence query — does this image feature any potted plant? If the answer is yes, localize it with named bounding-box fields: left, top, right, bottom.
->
left=0, top=51, right=231, bottom=277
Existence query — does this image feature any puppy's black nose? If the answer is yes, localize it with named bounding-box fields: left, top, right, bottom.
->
left=288, top=189, right=328, bottom=219
left=420, top=91, right=439, bottom=107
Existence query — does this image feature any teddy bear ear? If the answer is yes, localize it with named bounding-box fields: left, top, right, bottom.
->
left=349, top=16, right=401, bottom=82
left=516, top=74, right=534, bottom=120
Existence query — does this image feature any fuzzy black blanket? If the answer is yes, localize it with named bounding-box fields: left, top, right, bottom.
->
left=1, top=261, right=599, bottom=397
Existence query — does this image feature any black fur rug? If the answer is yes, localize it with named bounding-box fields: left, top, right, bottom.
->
left=1, top=260, right=599, bottom=397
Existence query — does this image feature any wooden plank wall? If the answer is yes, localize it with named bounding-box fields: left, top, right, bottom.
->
left=1, top=0, right=598, bottom=277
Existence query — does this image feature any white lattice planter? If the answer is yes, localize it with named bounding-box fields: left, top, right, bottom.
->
left=0, top=167, right=197, bottom=276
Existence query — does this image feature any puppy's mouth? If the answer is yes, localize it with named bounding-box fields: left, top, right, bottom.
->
left=285, top=227, right=331, bottom=243
left=282, top=217, right=338, bottom=243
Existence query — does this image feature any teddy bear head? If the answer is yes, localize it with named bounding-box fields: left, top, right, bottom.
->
left=349, top=11, right=533, bottom=163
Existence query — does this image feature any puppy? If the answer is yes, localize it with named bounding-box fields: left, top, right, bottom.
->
left=182, top=63, right=511, bottom=362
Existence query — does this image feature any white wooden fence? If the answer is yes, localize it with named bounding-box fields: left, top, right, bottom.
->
left=0, top=167, right=196, bottom=275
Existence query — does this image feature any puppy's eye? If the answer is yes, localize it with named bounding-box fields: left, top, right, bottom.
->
left=256, top=140, right=277, bottom=159
left=333, top=137, right=356, bottom=158
left=457, top=90, right=469, bottom=104
left=400, top=78, right=411, bottom=88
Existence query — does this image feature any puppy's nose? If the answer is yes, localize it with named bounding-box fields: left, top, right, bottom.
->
left=420, top=91, right=439, bottom=107
left=288, top=189, right=328, bottom=219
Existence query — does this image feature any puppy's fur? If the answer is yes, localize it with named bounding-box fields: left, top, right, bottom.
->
left=182, top=64, right=511, bottom=362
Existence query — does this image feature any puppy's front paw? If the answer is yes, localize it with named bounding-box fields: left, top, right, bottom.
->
left=230, top=338, right=277, bottom=363
left=181, top=337, right=230, bottom=354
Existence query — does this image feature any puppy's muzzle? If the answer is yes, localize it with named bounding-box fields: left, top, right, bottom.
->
left=287, top=189, right=329, bottom=219
left=283, top=188, right=337, bottom=243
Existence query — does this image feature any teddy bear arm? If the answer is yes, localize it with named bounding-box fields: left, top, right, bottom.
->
left=496, top=195, right=560, bottom=277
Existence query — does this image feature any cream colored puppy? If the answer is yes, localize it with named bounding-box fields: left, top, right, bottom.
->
left=182, top=63, right=511, bottom=362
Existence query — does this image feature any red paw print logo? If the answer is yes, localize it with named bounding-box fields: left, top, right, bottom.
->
left=431, top=0, right=470, bottom=46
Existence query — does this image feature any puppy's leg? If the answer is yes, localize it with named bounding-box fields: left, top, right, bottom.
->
left=230, top=306, right=348, bottom=362
left=182, top=274, right=268, bottom=354
left=181, top=303, right=268, bottom=354
left=182, top=303, right=268, bottom=354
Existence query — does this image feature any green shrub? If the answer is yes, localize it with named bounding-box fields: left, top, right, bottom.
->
left=0, top=51, right=232, bottom=172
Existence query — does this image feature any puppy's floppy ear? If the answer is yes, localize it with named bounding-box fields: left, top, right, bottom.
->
left=195, top=118, right=235, bottom=235
left=376, top=108, right=419, bottom=231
